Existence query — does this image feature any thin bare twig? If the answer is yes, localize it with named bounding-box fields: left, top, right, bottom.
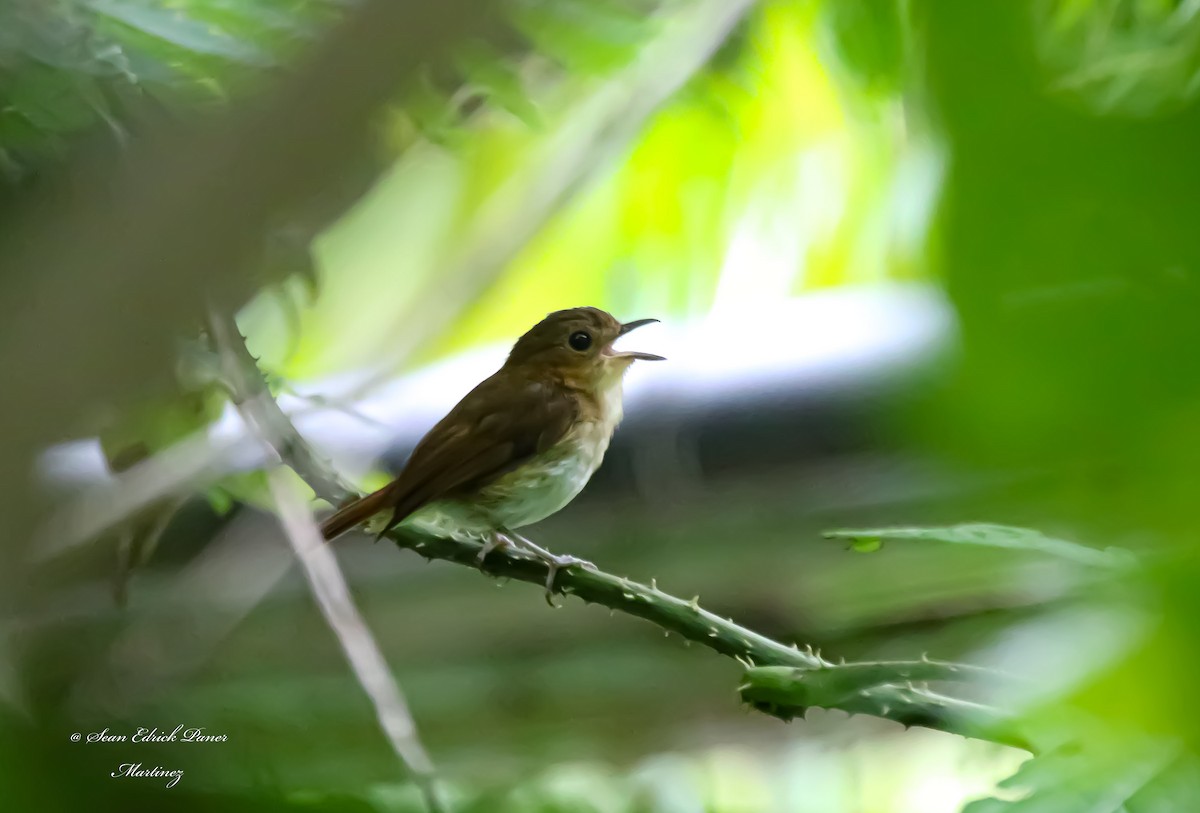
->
left=267, top=468, right=449, bottom=813
left=112, top=495, right=188, bottom=607
left=212, top=308, right=448, bottom=811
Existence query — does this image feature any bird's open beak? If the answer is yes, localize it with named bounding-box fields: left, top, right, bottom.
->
left=608, top=318, right=665, bottom=361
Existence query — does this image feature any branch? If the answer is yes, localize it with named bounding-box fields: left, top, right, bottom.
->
left=384, top=525, right=1031, bottom=752
left=266, top=469, right=449, bottom=813
left=212, top=310, right=448, bottom=812
left=215, top=321, right=1030, bottom=753
left=206, top=310, right=356, bottom=505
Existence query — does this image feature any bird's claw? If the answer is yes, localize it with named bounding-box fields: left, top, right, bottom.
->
left=541, top=554, right=596, bottom=606
left=486, top=529, right=594, bottom=605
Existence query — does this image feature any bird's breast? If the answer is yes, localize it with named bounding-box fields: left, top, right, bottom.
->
left=404, top=380, right=625, bottom=539
left=477, top=415, right=615, bottom=529
left=479, top=377, right=625, bottom=529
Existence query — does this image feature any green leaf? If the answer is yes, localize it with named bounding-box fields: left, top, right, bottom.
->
left=402, top=68, right=471, bottom=146
left=824, top=523, right=1137, bottom=569
left=820, top=0, right=906, bottom=98
left=963, top=739, right=1195, bottom=813
left=98, top=385, right=226, bottom=472
left=205, top=486, right=235, bottom=517
left=2, top=65, right=101, bottom=133
left=848, top=535, right=882, bottom=553
left=740, top=660, right=991, bottom=715
left=457, top=42, right=543, bottom=128
left=512, top=0, right=654, bottom=74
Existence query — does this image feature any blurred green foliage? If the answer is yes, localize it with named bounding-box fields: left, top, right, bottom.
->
left=261, top=0, right=916, bottom=379
left=1034, top=0, right=1200, bottom=117
left=0, top=0, right=341, bottom=182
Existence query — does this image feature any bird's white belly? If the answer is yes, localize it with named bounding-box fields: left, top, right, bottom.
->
left=403, top=419, right=614, bottom=541
left=486, top=428, right=607, bottom=528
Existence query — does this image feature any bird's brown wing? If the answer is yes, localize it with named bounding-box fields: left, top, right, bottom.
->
left=320, top=373, right=577, bottom=540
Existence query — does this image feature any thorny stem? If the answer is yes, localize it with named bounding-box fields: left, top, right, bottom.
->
left=386, top=526, right=1032, bottom=752
left=207, top=309, right=356, bottom=505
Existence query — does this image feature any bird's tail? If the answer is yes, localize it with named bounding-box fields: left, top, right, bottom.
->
left=320, top=486, right=393, bottom=541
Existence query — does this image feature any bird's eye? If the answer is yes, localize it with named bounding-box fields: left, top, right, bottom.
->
left=568, top=331, right=592, bottom=352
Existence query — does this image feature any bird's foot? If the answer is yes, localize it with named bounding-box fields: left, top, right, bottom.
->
left=476, top=532, right=513, bottom=568
left=538, top=552, right=596, bottom=605
left=500, top=529, right=595, bottom=605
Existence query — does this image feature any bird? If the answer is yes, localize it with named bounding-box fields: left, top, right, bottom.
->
left=319, top=306, right=664, bottom=601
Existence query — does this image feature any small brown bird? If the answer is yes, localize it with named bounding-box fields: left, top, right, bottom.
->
left=320, top=307, right=663, bottom=598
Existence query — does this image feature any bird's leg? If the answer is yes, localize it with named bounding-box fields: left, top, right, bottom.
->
left=504, top=529, right=595, bottom=605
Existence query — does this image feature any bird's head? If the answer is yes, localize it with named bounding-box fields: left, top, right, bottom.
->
left=504, top=307, right=664, bottom=387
